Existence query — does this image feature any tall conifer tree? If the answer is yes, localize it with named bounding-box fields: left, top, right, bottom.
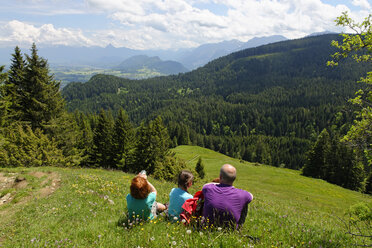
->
left=5, top=46, right=25, bottom=120
left=302, top=129, right=331, bottom=178
left=0, top=66, right=10, bottom=127
left=195, top=157, right=205, bottom=179
left=113, top=108, right=134, bottom=170
left=90, top=109, right=114, bottom=168
left=22, top=43, right=64, bottom=130
left=134, top=116, right=170, bottom=175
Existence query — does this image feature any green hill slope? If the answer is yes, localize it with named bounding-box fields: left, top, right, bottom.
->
left=0, top=146, right=370, bottom=247
left=174, top=146, right=368, bottom=214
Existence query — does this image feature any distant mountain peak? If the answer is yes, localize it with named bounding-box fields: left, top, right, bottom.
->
left=241, top=35, right=288, bottom=49
left=306, top=31, right=337, bottom=37
left=105, top=44, right=116, bottom=49
left=115, top=54, right=188, bottom=76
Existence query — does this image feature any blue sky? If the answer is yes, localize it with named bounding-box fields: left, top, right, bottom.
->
left=0, top=0, right=370, bottom=50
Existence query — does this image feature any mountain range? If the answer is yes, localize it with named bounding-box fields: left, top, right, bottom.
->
left=0, top=35, right=287, bottom=74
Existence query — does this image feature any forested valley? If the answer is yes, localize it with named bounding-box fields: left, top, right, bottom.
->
left=62, top=34, right=371, bottom=191
left=1, top=33, right=371, bottom=193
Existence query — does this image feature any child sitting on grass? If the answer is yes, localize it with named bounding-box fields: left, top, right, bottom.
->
left=168, top=170, right=194, bottom=220
left=126, top=173, right=166, bottom=221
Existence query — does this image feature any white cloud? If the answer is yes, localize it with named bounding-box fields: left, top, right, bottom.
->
left=352, top=0, right=371, bottom=9
left=83, top=0, right=355, bottom=49
left=0, top=20, right=94, bottom=47
left=0, top=0, right=368, bottom=49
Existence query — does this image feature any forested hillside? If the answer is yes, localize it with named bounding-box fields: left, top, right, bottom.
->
left=62, top=34, right=370, bottom=170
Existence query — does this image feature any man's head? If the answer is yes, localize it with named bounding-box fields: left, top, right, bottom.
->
left=219, top=164, right=236, bottom=185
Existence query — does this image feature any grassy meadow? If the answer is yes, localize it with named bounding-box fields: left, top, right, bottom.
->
left=0, top=145, right=371, bottom=247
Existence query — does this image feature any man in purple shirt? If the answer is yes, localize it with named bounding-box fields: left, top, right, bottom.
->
left=202, top=164, right=253, bottom=227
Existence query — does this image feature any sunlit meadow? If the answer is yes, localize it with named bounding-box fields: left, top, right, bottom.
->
left=0, top=146, right=371, bottom=247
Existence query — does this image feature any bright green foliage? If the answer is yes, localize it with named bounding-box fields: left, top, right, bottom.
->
left=44, top=112, right=84, bottom=166
left=22, top=43, right=64, bottom=130
left=344, top=202, right=372, bottom=246
left=152, top=153, right=186, bottom=181
left=113, top=108, right=135, bottom=170
left=195, top=157, right=205, bottom=179
left=90, top=109, right=115, bottom=168
left=328, top=12, right=371, bottom=65
left=329, top=12, right=372, bottom=166
left=0, top=124, right=64, bottom=167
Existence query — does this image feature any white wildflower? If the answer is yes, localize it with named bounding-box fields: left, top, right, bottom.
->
left=186, top=229, right=192, bottom=234
left=181, top=219, right=186, bottom=223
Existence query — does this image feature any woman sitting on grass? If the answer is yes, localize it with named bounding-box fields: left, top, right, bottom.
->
left=126, top=173, right=166, bottom=221
left=168, top=170, right=194, bottom=220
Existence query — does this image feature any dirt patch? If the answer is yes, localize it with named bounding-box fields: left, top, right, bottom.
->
left=14, top=180, right=28, bottom=189
left=0, top=171, right=61, bottom=206
left=0, top=173, right=16, bottom=191
left=14, top=176, right=28, bottom=189
left=29, top=171, right=48, bottom=178
left=0, top=193, right=13, bottom=206
left=38, top=172, right=61, bottom=198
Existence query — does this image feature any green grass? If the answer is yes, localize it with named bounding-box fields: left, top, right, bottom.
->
left=0, top=146, right=371, bottom=247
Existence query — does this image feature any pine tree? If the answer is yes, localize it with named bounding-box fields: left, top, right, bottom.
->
left=6, top=46, right=25, bottom=120
left=90, top=109, right=114, bottom=168
left=22, top=43, right=64, bottom=130
left=75, top=112, right=94, bottom=166
left=328, top=138, right=365, bottom=191
left=134, top=116, right=171, bottom=176
left=1, top=124, right=64, bottom=167
left=0, top=66, right=10, bottom=127
left=44, top=112, right=83, bottom=166
left=302, top=129, right=331, bottom=178
left=178, top=124, right=190, bottom=145
left=113, top=108, right=135, bottom=171
left=195, top=157, right=205, bottom=179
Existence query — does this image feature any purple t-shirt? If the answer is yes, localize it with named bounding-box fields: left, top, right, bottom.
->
left=202, top=183, right=253, bottom=226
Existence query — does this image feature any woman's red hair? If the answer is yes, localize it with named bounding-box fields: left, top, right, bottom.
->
left=130, top=176, right=151, bottom=199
